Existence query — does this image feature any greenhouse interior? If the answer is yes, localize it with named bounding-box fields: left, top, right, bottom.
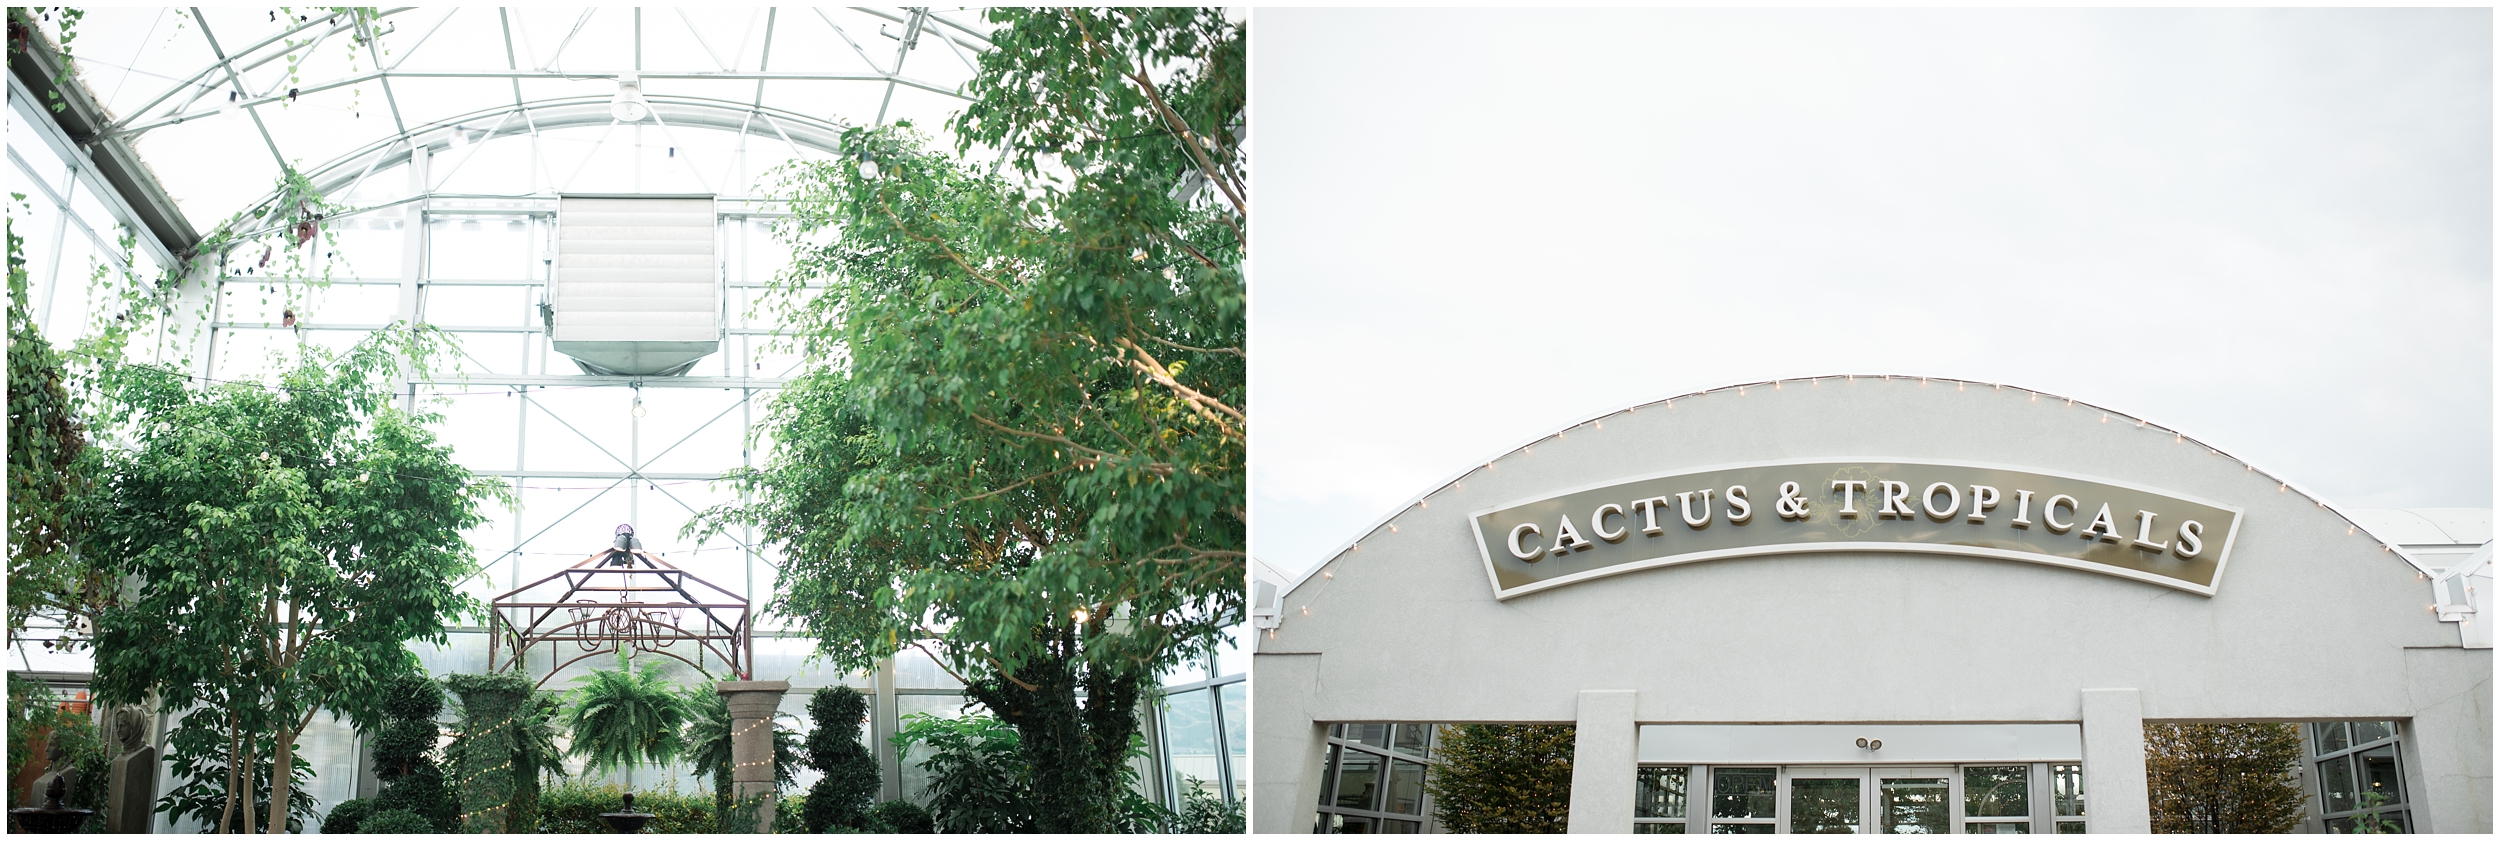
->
left=8, top=6, right=1246, bottom=834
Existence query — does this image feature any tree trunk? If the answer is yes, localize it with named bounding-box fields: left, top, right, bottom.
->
left=965, top=642, right=1148, bottom=833
left=238, top=737, right=258, bottom=836
left=217, top=712, right=243, bottom=834
left=265, top=727, right=298, bottom=834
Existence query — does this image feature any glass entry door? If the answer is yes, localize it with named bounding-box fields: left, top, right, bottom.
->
left=1784, top=767, right=1951, bottom=834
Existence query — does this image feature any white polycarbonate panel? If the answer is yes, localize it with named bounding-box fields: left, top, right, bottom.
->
left=551, top=195, right=720, bottom=369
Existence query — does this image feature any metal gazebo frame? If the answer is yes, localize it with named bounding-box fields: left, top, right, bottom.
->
left=487, top=535, right=753, bottom=688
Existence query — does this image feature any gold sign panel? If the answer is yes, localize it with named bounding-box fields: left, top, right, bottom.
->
left=1469, top=458, right=2244, bottom=600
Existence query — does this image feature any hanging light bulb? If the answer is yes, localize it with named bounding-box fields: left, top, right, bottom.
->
left=610, top=74, right=651, bottom=123
left=632, top=391, right=647, bottom=418
left=1072, top=608, right=1089, bottom=624
left=858, top=155, right=881, bottom=180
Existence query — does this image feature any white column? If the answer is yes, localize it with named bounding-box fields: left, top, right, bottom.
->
left=1251, top=653, right=1329, bottom=834
left=2079, top=688, right=2150, bottom=833
left=2401, top=646, right=2494, bottom=833
left=1568, top=689, right=1638, bottom=833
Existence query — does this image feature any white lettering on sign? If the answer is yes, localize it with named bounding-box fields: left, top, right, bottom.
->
left=1470, top=458, right=2245, bottom=600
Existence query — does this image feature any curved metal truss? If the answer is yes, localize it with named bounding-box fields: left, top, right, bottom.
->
left=488, top=540, right=754, bottom=688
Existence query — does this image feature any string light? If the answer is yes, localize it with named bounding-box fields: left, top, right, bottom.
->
left=1072, top=608, right=1089, bottom=623
left=1298, top=606, right=1309, bottom=617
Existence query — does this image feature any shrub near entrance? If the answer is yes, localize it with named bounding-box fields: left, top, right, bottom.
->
left=1424, top=724, right=1576, bottom=834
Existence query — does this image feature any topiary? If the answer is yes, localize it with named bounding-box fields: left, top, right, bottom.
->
left=873, top=798, right=936, bottom=833
left=358, top=807, right=432, bottom=835
left=321, top=797, right=373, bottom=834
left=365, top=673, right=458, bottom=832
left=802, top=687, right=879, bottom=833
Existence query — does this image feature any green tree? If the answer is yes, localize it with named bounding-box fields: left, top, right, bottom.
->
left=83, top=322, right=493, bottom=834
left=1425, top=724, right=1576, bottom=834
left=703, top=8, right=1243, bottom=832
left=892, top=712, right=1032, bottom=834
left=801, top=687, right=880, bottom=832
left=2145, top=722, right=2308, bottom=833
left=562, top=651, right=689, bottom=783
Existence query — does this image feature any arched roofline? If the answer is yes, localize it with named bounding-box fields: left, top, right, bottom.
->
left=1281, top=373, right=2437, bottom=602
left=217, top=95, right=856, bottom=239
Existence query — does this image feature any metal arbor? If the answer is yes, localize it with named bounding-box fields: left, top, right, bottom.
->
left=488, top=525, right=753, bottom=687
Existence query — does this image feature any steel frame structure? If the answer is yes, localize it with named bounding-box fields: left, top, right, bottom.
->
left=488, top=546, right=754, bottom=687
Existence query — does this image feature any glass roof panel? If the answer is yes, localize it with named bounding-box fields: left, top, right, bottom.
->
left=40, top=6, right=995, bottom=242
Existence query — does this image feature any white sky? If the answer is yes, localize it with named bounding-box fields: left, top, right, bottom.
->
left=1249, top=8, right=2494, bottom=578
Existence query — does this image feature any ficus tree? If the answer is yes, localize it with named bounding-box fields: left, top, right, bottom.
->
left=84, top=322, right=498, bottom=834
left=2145, top=722, right=2309, bottom=834
left=697, top=8, right=1243, bottom=832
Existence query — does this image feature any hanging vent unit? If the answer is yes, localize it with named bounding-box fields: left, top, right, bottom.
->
left=547, top=195, right=719, bottom=376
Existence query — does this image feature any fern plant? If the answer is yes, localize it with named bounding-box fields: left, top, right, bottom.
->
left=561, top=651, right=689, bottom=780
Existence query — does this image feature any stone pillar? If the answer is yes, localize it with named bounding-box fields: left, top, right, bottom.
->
left=718, top=680, right=791, bottom=833
left=1250, top=653, right=1329, bottom=834
left=1567, top=690, right=1638, bottom=833
left=2079, top=688, right=2150, bottom=833
left=105, top=706, right=156, bottom=833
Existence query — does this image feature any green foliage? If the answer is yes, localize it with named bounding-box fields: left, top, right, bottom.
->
left=893, top=711, right=1031, bottom=833
left=4, top=677, right=108, bottom=815
left=86, top=321, right=493, bottom=832
left=873, top=798, right=936, bottom=834
left=357, top=807, right=430, bottom=835
left=154, top=709, right=319, bottom=834
left=2348, top=790, right=2401, bottom=833
left=1426, top=724, right=1576, bottom=834
left=531, top=781, right=716, bottom=834
left=5, top=202, right=105, bottom=637
left=321, top=797, right=372, bottom=834
left=356, top=675, right=456, bottom=833
left=701, top=10, right=1245, bottom=832
left=2145, top=722, right=2308, bottom=834
left=1170, top=779, right=1243, bottom=834
left=562, top=651, right=689, bottom=777
left=798, top=687, right=879, bottom=832
left=444, top=671, right=558, bottom=832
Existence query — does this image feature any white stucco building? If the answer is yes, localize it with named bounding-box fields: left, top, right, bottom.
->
left=1253, top=376, right=2490, bottom=834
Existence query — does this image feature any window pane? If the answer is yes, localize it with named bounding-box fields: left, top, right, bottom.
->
left=1350, top=723, right=1390, bottom=749
left=1380, top=819, right=1421, bottom=834
left=2052, top=765, right=2085, bottom=817
left=1318, top=744, right=1340, bottom=807
left=2055, top=820, right=2086, bottom=834
left=1711, top=767, right=1777, bottom=820
left=1392, top=722, right=1429, bottom=757
left=1219, top=682, right=1247, bottom=803
left=2351, top=721, right=2395, bottom=745
left=1163, top=688, right=1220, bottom=797
left=1638, top=767, right=1690, bottom=819
left=1790, top=777, right=1861, bottom=834
left=1964, top=766, right=2029, bottom=818
left=1335, top=749, right=1384, bottom=811
left=1331, top=813, right=1373, bottom=834
left=1879, top=777, right=1948, bottom=835
left=1387, top=759, right=1426, bottom=815
left=1711, top=824, right=1775, bottom=834
left=2358, top=744, right=2403, bottom=806
left=1636, top=822, right=1688, bottom=834
left=1965, top=821, right=2029, bottom=834
left=2313, top=721, right=2349, bottom=753
left=2317, top=754, right=2356, bottom=813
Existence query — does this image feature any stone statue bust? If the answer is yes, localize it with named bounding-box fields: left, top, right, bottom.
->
left=111, top=708, right=147, bottom=753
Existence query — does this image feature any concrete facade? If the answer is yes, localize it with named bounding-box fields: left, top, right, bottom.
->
left=1253, top=377, right=2491, bottom=833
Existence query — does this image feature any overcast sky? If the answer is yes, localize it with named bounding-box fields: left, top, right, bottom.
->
left=1250, top=8, right=2493, bottom=578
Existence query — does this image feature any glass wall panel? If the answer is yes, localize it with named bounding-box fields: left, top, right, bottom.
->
left=2051, top=764, right=2084, bottom=817
left=1333, top=748, right=1383, bottom=811
left=1219, top=681, right=1247, bottom=801
left=1163, top=687, right=1221, bottom=796
left=1964, top=765, right=2030, bottom=818
left=897, top=693, right=977, bottom=804
left=1635, top=823, right=1688, bottom=834
left=1386, top=759, right=1426, bottom=815
left=1637, top=766, right=1688, bottom=819
left=1711, top=768, right=1777, bottom=820
left=2312, top=721, right=2349, bottom=753
left=1346, top=723, right=1390, bottom=749
left=1391, top=722, right=1428, bottom=758
left=2356, top=744, right=2402, bottom=804
left=2350, top=721, right=2394, bottom=745
left=2316, top=754, right=2356, bottom=813
left=1878, top=776, right=1948, bottom=835
left=1789, top=777, right=1860, bottom=834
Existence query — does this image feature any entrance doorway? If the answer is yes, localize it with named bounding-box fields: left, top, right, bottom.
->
left=1634, top=763, right=2086, bottom=833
